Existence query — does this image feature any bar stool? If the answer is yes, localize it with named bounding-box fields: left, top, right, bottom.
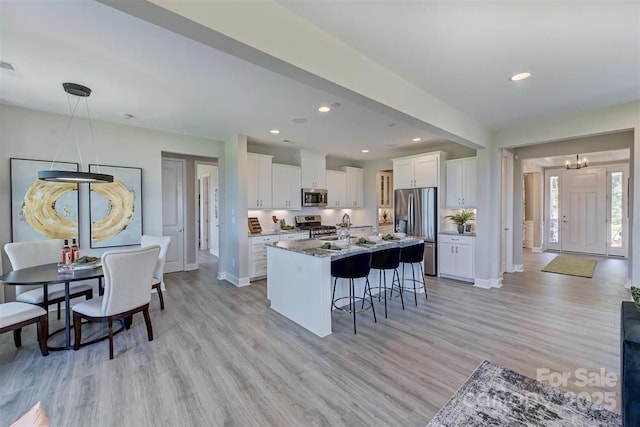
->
left=400, top=242, right=428, bottom=305
left=331, top=252, right=376, bottom=334
left=370, top=247, right=404, bottom=318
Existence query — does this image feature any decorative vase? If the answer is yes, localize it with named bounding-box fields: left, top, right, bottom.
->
left=457, top=224, right=464, bottom=234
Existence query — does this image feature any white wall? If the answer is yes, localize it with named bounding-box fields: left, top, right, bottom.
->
left=1, top=104, right=222, bottom=275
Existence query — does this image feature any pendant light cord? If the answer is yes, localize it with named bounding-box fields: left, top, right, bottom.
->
left=50, top=94, right=81, bottom=170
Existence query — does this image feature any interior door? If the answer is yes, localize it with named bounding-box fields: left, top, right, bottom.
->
left=200, top=175, right=210, bottom=250
left=561, top=167, right=606, bottom=254
left=162, top=158, right=185, bottom=272
left=210, top=166, right=219, bottom=257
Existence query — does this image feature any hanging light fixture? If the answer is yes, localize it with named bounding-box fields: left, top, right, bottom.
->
left=565, top=154, right=589, bottom=170
left=38, top=82, right=113, bottom=183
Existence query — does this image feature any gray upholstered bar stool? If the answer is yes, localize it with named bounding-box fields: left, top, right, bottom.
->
left=331, top=252, right=376, bottom=334
left=399, top=242, right=428, bottom=305
left=370, top=247, right=404, bottom=318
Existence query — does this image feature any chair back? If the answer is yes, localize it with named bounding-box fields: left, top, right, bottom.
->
left=101, top=245, right=160, bottom=316
left=331, top=252, right=372, bottom=279
left=400, top=242, right=425, bottom=264
left=371, top=247, right=401, bottom=270
left=140, top=235, right=171, bottom=282
left=4, top=239, right=64, bottom=295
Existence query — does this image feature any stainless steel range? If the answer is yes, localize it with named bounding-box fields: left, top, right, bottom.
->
left=294, top=215, right=337, bottom=238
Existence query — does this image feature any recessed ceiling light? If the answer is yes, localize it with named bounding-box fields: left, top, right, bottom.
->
left=412, top=137, right=421, bottom=142
left=282, top=139, right=296, bottom=144
left=270, top=129, right=280, bottom=134
left=361, top=149, right=369, bottom=153
left=510, top=72, right=531, bottom=81
left=330, top=102, right=341, bottom=108
left=121, top=113, right=134, bottom=119
left=318, top=106, right=331, bottom=113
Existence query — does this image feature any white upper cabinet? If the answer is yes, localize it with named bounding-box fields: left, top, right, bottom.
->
left=342, top=166, right=364, bottom=208
left=392, top=152, right=441, bottom=189
left=272, top=164, right=301, bottom=210
left=326, top=170, right=347, bottom=208
left=445, top=157, right=477, bottom=208
left=300, top=150, right=326, bottom=189
left=247, top=153, right=272, bottom=209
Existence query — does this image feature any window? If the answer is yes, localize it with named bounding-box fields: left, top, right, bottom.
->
left=549, top=176, right=559, bottom=243
left=611, top=172, right=623, bottom=248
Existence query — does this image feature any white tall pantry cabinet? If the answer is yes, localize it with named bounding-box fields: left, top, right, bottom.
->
left=247, top=153, right=272, bottom=209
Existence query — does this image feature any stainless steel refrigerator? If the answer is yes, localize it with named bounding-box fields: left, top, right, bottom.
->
left=394, top=188, right=437, bottom=275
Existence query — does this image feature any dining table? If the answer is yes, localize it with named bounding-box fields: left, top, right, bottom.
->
left=0, top=262, right=104, bottom=350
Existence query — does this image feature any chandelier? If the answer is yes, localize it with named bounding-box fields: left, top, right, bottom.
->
left=565, top=154, right=589, bottom=170
left=38, top=83, right=113, bottom=184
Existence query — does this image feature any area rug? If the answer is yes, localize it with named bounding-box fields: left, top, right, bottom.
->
left=426, top=360, right=620, bottom=427
left=541, top=255, right=597, bottom=278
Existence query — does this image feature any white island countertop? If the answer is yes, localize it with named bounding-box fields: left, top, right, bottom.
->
left=266, top=235, right=423, bottom=337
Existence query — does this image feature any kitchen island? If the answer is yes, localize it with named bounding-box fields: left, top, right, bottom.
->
left=266, top=235, right=423, bottom=337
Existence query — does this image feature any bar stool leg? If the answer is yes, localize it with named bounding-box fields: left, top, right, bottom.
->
left=332, top=277, right=339, bottom=310
left=350, top=278, right=356, bottom=334
left=420, top=263, right=428, bottom=299
left=382, top=270, right=388, bottom=318
left=411, top=263, right=418, bottom=306
left=393, top=268, right=405, bottom=310
left=365, top=277, right=377, bottom=323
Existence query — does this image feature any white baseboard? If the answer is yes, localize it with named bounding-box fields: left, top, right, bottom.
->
left=217, top=271, right=251, bottom=287
left=185, top=263, right=198, bottom=271
left=531, top=246, right=543, bottom=253
left=474, top=277, right=503, bottom=289
left=513, top=264, right=524, bottom=272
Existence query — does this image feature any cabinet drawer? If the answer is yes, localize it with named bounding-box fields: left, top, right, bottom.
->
left=439, top=234, right=474, bottom=245
left=250, top=235, right=279, bottom=245
left=251, top=260, right=268, bottom=276
left=252, top=250, right=268, bottom=261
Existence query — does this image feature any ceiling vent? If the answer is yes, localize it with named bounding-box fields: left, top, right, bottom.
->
left=0, top=61, right=15, bottom=71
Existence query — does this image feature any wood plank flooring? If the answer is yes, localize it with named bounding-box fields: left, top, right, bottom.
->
left=0, top=250, right=630, bottom=426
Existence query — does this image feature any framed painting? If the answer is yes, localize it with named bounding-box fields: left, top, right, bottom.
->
left=10, top=158, right=79, bottom=242
left=89, top=164, right=143, bottom=248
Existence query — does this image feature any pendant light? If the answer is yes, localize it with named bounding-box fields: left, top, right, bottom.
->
left=38, top=83, right=113, bottom=183
left=564, top=154, right=589, bottom=170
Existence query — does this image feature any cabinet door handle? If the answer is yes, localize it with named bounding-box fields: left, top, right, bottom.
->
left=451, top=246, right=454, bottom=253
left=455, top=246, right=459, bottom=254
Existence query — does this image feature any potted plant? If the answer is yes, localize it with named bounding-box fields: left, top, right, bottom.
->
left=445, top=209, right=475, bottom=234
left=381, top=210, right=389, bottom=223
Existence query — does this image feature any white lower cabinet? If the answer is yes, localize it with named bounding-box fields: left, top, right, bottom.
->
left=439, top=234, right=474, bottom=282
left=249, top=232, right=308, bottom=280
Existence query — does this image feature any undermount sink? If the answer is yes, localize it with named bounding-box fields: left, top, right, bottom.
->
left=317, top=236, right=340, bottom=241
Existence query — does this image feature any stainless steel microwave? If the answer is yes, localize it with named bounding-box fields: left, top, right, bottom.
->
left=302, top=188, right=328, bottom=207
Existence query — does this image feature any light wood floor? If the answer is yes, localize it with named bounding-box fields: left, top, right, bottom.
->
left=0, top=250, right=630, bottom=426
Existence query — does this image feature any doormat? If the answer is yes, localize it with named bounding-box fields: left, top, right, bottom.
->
left=426, top=360, right=620, bottom=426
left=541, top=255, right=597, bottom=278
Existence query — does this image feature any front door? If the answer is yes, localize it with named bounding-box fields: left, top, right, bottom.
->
left=561, top=167, right=606, bottom=254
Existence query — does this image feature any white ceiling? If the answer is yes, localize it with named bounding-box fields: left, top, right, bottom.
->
left=1, top=1, right=638, bottom=161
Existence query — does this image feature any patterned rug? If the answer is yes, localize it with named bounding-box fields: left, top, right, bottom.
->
left=541, top=255, right=597, bottom=278
left=426, top=360, right=620, bottom=426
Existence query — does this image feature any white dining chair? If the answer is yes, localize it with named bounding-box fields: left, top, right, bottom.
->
left=72, top=245, right=160, bottom=360
left=4, top=240, right=94, bottom=318
left=140, top=235, right=171, bottom=310
left=0, top=302, right=48, bottom=356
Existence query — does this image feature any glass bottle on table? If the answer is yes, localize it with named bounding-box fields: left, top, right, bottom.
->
left=61, top=239, right=71, bottom=265
left=70, top=238, right=79, bottom=263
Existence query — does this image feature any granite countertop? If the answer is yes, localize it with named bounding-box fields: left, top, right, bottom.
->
left=248, top=228, right=305, bottom=237
left=440, top=231, right=476, bottom=237
left=269, top=236, right=423, bottom=260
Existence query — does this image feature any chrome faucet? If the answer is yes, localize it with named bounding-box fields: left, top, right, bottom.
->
left=341, top=213, right=351, bottom=229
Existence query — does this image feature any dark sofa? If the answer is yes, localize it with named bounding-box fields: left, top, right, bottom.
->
left=621, top=301, right=640, bottom=427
